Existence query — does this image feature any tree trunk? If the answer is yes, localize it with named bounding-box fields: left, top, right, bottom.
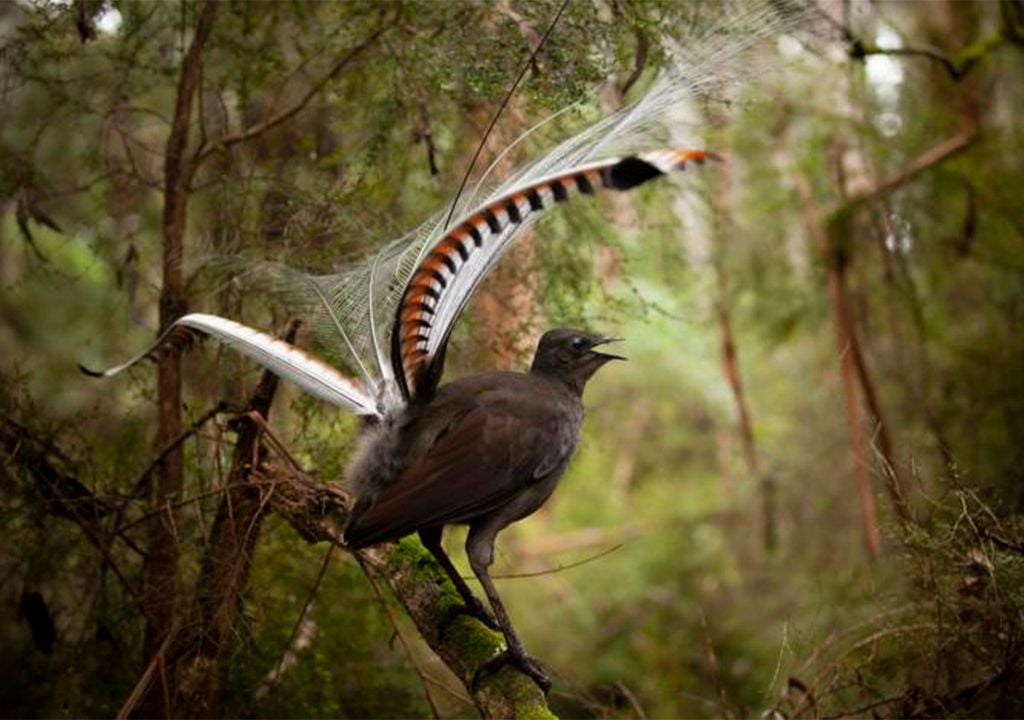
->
left=795, top=176, right=882, bottom=558
left=173, top=322, right=298, bottom=718
left=139, top=3, right=218, bottom=716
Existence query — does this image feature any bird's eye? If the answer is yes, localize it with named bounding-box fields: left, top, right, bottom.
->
left=571, top=337, right=587, bottom=351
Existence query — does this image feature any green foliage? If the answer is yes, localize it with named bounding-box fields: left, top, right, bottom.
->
left=2, top=0, right=1023, bottom=718
left=224, top=526, right=432, bottom=718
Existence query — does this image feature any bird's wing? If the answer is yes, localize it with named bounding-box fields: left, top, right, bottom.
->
left=80, top=313, right=377, bottom=417
left=343, top=401, right=567, bottom=547
left=391, top=148, right=719, bottom=402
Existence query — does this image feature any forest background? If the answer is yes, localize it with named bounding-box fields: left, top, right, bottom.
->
left=2, top=1, right=1023, bottom=718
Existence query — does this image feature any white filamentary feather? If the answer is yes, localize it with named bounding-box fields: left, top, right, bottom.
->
left=351, top=0, right=802, bottom=401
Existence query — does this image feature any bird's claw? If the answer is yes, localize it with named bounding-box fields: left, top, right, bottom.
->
left=439, top=597, right=501, bottom=634
left=471, top=648, right=551, bottom=695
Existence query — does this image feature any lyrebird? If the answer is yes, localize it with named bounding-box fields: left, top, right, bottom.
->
left=83, top=56, right=721, bottom=690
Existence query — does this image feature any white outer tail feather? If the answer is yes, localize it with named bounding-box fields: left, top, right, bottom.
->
left=83, top=313, right=378, bottom=417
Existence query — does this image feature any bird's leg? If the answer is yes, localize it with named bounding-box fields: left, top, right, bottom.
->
left=466, top=524, right=552, bottom=694
left=418, top=527, right=500, bottom=632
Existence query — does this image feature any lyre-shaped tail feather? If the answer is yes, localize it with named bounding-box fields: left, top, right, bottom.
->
left=392, top=148, right=720, bottom=401
left=80, top=313, right=378, bottom=417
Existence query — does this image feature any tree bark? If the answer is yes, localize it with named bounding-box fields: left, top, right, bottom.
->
left=828, top=251, right=883, bottom=557
left=172, top=321, right=299, bottom=718
left=716, top=300, right=777, bottom=550
left=846, top=315, right=912, bottom=525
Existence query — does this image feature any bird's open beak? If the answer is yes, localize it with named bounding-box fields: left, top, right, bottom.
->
left=590, top=336, right=627, bottom=362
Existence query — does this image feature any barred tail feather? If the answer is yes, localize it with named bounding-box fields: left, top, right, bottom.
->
left=392, top=148, right=719, bottom=400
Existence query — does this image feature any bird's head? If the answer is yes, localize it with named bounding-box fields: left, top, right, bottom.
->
left=530, top=328, right=625, bottom=394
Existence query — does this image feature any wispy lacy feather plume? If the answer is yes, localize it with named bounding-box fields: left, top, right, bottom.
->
left=83, top=0, right=806, bottom=419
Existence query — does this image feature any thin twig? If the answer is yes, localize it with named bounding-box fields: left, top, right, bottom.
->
left=357, top=555, right=443, bottom=719
left=483, top=543, right=624, bottom=580
left=982, top=529, right=1024, bottom=555
left=849, top=130, right=978, bottom=208
left=821, top=693, right=903, bottom=719
left=699, top=609, right=732, bottom=719
left=793, top=623, right=936, bottom=717
left=259, top=547, right=334, bottom=699
left=418, top=670, right=474, bottom=707
left=116, top=622, right=177, bottom=720
left=126, top=401, right=230, bottom=498
left=809, top=1, right=993, bottom=81
left=615, top=680, right=648, bottom=720
left=240, top=411, right=307, bottom=473
left=440, top=0, right=570, bottom=232
left=1, top=421, right=145, bottom=601
left=860, top=44, right=965, bottom=79
left=619, top=27, right=649, bottom=97
left=766, top=621, right=789, bottom=700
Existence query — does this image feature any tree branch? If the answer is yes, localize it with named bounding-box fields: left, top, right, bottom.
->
left=788, top=132, right=978, bottom=532
left=847, top=130, right=978, bottom=209
left=0, top=419, right=148, bottom=616
left=194, top=21, right=390, bottom=164
left=813, top=1, right=1007, bottom=82
left=619, top=27, right=649, bottom=97
left=795, top=174, right=883, bottom=556
left=851, top=43, right=966, bottom=81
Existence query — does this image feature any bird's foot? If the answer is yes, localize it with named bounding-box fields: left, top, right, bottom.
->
left=439, top=596, right=501, bottom=634
left=471, top=647, right=551, bottom=695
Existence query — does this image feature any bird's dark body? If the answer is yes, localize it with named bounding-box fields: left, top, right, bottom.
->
left=344, top=370, right=582, bottom=549
left=342, top=328, right=621, bottom=692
